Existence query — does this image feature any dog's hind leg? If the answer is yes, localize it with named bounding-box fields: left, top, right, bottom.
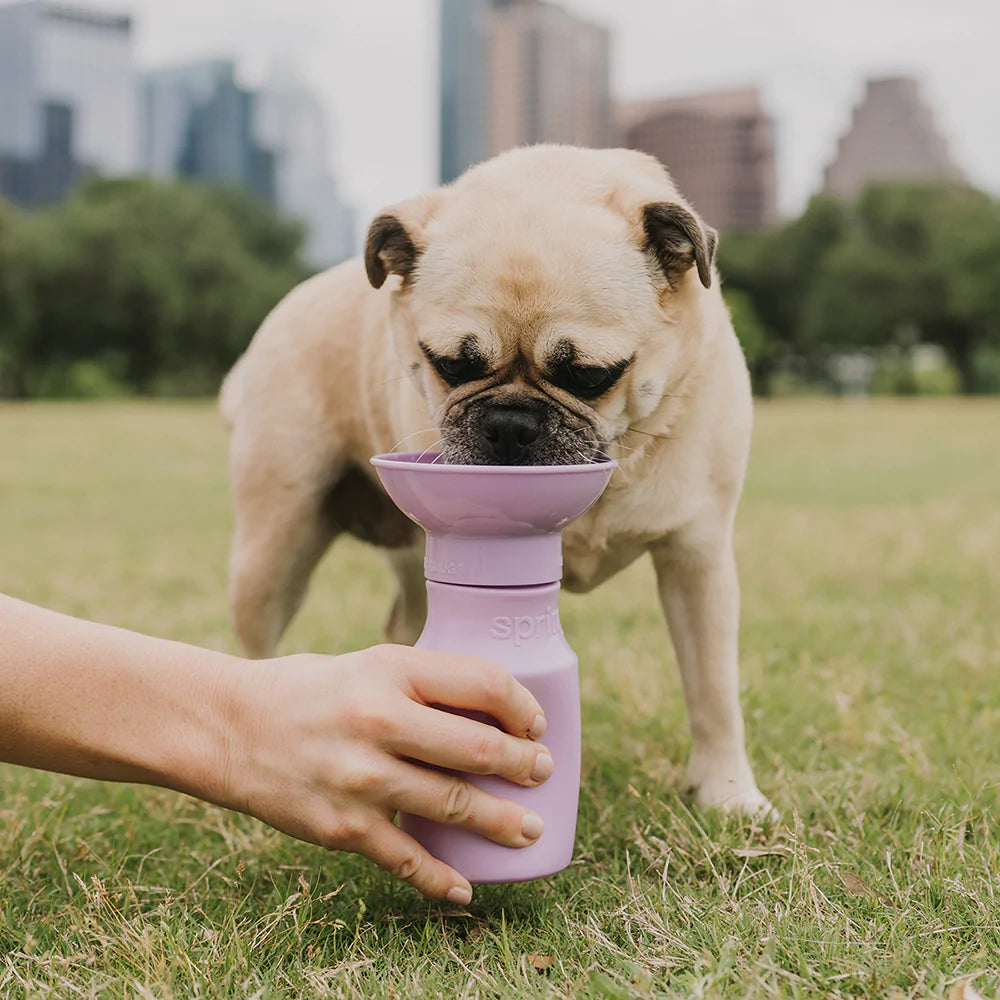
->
left=384, top=545, right=427, bottom=645
left=227, top=427, right=342, bottom=659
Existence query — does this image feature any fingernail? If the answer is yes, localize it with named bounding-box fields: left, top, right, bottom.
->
left=531, top=752, right=554, bottom=783
left=521, top=811, right=544, bottom=841
left=446, top=884, right=472, bottom=905
left=529, top=713, right=547, bottom=740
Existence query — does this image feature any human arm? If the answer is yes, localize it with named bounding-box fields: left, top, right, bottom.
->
left=0, top=593, right=552, bottom=903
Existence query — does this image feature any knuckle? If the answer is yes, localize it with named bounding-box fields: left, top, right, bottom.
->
left=483, top=666, right=513, bottom=705
left=470, top=731, right=499, bottom=773
left=337, top=696, right=396, bottom=740
left=442, top=777, right=473, bottom=822
left=499, top=802, right=525, bottom=840
left=371, top=643, right=411, bottom=676
left=343, top=763, right=386, bottom=797
left=335, top=693, right=367, bottom=729
left=391, top=850, right=424, bottom=882
left=377, top=710, right=403, bottom=740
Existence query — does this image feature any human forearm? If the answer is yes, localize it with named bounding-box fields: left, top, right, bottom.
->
left=0, top=594, right=240, bottom=805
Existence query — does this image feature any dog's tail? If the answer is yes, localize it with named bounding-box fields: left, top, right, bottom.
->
left=218, top=353, right=247, bottom=430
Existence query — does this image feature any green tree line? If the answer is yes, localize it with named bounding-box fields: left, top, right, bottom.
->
left=0, top=177, right=308, bottom=398
left=720, top=181, right=1000, bottom=394
left=1, top=176, right=998, bottom=398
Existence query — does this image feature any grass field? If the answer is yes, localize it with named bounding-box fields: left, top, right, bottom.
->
left=1, top=398, right=998, bottom=999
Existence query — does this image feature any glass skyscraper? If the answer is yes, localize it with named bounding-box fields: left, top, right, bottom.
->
left=438, top=0, right=611, bottom=185
left=0, top=0, right=137, bottom=205
left=141, top=60, right=275, bottom=204
left=255, top=67, right=355, bottom=267
left=439, top=0, right=489, bottom=184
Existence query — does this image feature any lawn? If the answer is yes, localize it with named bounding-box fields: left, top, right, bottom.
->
left=0, top=398, right=998, bottom=999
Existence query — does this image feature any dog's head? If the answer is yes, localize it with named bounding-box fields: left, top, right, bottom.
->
left=364, top=145, right=718, bottom=466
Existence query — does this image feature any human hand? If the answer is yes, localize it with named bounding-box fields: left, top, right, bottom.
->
left=223, top=645, right=552, bottom=903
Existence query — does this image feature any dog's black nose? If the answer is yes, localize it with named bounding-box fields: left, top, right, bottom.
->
left=480, top=406, right=543, bottom=463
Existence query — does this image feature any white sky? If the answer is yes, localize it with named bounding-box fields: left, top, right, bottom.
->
left=10, top=0, right=999, bottom=241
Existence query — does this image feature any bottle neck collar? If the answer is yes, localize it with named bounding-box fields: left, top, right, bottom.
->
left=423, top=531, right=563, bottom=587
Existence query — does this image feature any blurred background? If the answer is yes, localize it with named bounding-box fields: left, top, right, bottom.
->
left=1, top=0, right=998, bottom=399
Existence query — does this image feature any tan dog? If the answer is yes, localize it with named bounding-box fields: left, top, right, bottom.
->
left=220, top=145, right=773, bottom=818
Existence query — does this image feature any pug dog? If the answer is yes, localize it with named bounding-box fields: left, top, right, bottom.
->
left=219, top=144, right=774, bottom=818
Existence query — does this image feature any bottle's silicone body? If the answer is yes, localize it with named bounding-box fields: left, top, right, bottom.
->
left=400, top=580, right=581, bottom=883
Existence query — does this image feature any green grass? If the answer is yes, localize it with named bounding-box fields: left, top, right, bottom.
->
left=1, top=398, right=998, bottom=999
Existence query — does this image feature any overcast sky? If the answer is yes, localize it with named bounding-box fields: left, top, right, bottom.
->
left=15, top=0, right=1000, bottom=241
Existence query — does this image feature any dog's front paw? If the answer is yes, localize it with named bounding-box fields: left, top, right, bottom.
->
left=687, top=756, right=778, bottom=822
left=694, top=782, right=778, bottom=822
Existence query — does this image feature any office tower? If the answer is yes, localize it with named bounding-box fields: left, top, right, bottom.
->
left=823, top=76, right=963, bottom=199
left=141, top=59, right=275, bottom=204
left=0, top=0, right=137, bottom=206
left=619, top=88, right=778, bottom=231
left=255, top=68, right=355, bottom=267
left=439, top=0, right=611, bottom=184
left=439, top=0, right=489, bottom=184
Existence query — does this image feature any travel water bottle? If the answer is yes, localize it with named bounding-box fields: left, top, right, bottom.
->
left=370, top=451, right=614, bottom=883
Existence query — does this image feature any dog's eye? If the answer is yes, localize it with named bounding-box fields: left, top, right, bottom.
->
left=433, top=356, right=478, bottom=385
left=420, top=342, right=487, bottom=387
left=550, top=358, right=632, bottom=400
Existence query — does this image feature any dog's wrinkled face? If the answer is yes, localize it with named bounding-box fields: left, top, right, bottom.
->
left=365, top=149, right=717, bottom=466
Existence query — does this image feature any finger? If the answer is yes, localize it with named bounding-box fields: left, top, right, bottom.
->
left=398, top=647, right=547, bottom=739
left=388, top=760, right=544, bottom=848
left=387, top=705, right=553, bottom=787
left=360, top=819, right=473, bottom=904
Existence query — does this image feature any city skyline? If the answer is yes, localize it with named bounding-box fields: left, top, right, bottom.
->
left=1, top=0, right=996, bottom=244
left=0, top=1, right=355, bottom=265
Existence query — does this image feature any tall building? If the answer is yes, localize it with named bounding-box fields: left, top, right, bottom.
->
left=141, top=59, right=275, bottom=204
left=439, top=0, right=489, bottom=185
left=823, top=77, right=963, bottom=199
left=439, top=0, right=612, bottom=184
left=618, top=88, right=778, bottom=232
left=0, top=0, right=137, bottom=206
left=255, top=67, right=355, bottom=267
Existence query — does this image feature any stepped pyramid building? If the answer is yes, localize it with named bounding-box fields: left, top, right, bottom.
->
left=823, top=76, right=963, bottom=199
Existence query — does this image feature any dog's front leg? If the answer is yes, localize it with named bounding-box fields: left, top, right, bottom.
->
left=651, top=533, right=776, bottom=820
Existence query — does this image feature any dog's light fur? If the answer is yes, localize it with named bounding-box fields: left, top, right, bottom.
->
left=220, top=145, right=773, bottom=817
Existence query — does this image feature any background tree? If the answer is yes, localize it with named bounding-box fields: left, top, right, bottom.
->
left=0, top=198, right=36, bottom=397
left=5, top=178, right=308, bottom=397
left=718, top=195, right=848, bottom=393
left=722, top=287, right=771, bottom=379
left=4, top=175, right=999, bottom=399
left=802, top=182, right=1000, bottom=393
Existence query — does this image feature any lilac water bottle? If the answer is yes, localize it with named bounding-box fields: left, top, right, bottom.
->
left=370, top=451, right=614, bottom=883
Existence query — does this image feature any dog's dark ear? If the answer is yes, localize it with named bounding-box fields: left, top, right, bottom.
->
left=365, top=214, right=420, bottom=289
left=364, top=193, right=442, bottom=290
left=642, top=202, right=717, bottom=289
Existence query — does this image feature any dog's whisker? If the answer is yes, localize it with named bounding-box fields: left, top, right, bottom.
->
left=571, top=448, right=603, bottom=467
left=415, top=438, right=444, bottom=463
left=627, top=426, right=673, bottom=442
left=389, top=427, right=439, bottom=454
